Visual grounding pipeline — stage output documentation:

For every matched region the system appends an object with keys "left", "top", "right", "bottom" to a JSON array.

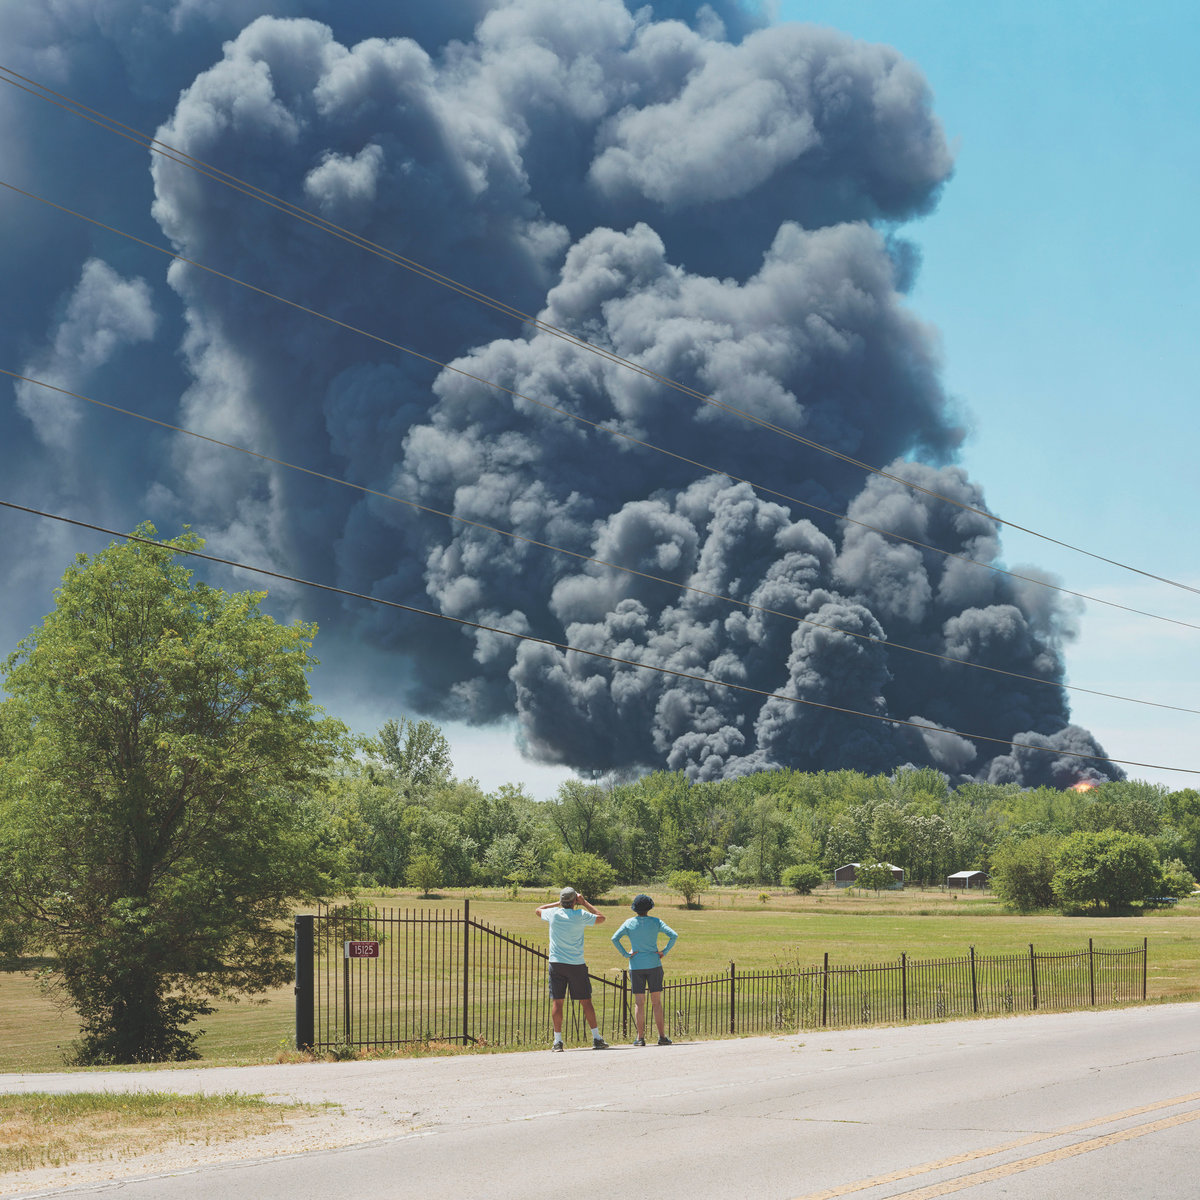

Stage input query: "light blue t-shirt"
[
  {"left": 612, "top": 914, "right": 678, "bottom": 970},
  {"left": 541, "top": 905, "right": 597, "bottom": 964}
]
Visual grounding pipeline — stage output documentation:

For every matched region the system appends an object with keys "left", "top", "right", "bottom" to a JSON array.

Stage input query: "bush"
[
  {"left": 549, "top": 850, "right": 617, "bottom": 901},
  {"left": 854, "top": 862, "right": 897, "bottom": 893},
  {"left": 406, "top": 853, "right": 442, "bottom": 897},
  {"left": 781, "top": 863, "right": 825, "bottom": 894},
  {"left": 667, "top": 870, "right": 709, "bottom": 907},
  {"left": 1159, "top": 858, "right": 1196, "bottom": 899},
  {"left": 990, "top": 834, "right": 1060, "bottom": 912}
]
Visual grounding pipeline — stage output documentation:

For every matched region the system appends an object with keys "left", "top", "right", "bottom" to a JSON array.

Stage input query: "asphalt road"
[{"left": 4, "top": 1003, "right": 1198, "bottom": 1199}]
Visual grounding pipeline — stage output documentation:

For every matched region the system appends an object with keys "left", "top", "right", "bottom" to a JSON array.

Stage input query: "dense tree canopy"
[
  {"left": 989, "top": 834, "right": 1061, "bottom": 912},
  {"left": 1052, "top": 829, "right": 1162, "bottom": 912},
  {"left": 318, "top": 737, "right": 1198, "bottom": 918},
  {"left": 0, "top": 527, "right": 347, "bottom": 1062}
]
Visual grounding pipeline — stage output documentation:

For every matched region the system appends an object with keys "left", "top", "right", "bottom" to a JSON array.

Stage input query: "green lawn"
[{"left": 3, "top": 885, "right": 1196, "bottom": 1073}]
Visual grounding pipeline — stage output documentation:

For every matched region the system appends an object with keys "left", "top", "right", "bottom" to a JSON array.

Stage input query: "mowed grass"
[
  {"left": 0, "top": 1091, "right": 320, "bottom": 1175},
  {"left": 3, "top": 885, "right": 1197, "bottom": 1074}
]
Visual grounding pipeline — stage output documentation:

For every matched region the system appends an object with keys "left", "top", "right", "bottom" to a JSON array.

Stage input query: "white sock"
[
  {"left": 591, "top": 1027, "right": 601, "bottom": 1040},
  {"left": 553, "top": 1032, "right": 563, "bottom": 1045}
]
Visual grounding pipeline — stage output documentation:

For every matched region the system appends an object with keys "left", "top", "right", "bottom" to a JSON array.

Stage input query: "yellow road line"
[
  {"left": 890, "top": 1108, "right": 1200, "bottom": 1199},
  {"left": 790, "top": 1091, "right": 1200, "bottom": 1200}
]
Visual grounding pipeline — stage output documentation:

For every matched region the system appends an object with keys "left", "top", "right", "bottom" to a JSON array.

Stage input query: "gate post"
[
  {"left": 1088, "top": 938, "right": 1095, "bottom": 1006},
  {"left": 294, "top": 915, "right": 314, "bottom": 1051},
  {"left": 901, "top": 952, "right": 907, "bottom": 1021},
  {"left": 1029, "top": 944, "right": 1038, "bottom": 1010},
  {"left": 821, "top": 952, "right": 829, "bottom": 1028},
  {"left": 729, "top": 962, "right": 737, "bottom": 1035},
  {"left": 621, "top": 969, "right": 629, "bottom": 1040},
  {"left": 970, "top": 945, "right": 978, "bottom": 1014},
  {"left": 462, "top": 899, "right": 471, "bottom": 1046}
]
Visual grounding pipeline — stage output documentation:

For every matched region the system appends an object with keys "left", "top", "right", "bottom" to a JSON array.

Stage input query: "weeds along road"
[{"left": 4, "top": 1003, "right": 1199, "bottom": 1199}]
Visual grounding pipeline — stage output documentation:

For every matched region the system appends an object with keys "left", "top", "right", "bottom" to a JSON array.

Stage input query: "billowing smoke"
[{"left": 0, "top": 0, "right": 1120, "bottom": 787}]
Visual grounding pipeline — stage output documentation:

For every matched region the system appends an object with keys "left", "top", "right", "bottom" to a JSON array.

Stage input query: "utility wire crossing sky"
[{"left": 0, "top": 0, "right": 1195, "bottom": 793}]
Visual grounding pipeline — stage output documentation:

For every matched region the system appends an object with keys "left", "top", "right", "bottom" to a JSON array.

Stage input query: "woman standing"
[{"left": 611, "top": 893, "right": 677, "bottom": 1046}]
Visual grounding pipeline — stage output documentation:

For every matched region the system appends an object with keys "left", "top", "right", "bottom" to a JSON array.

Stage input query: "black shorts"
[
  {"left": 630, "top": 966, "right": 664, "bottom": 996},
  {"left": 548, "top": 961, "right": 592, "bottom": 1000}
]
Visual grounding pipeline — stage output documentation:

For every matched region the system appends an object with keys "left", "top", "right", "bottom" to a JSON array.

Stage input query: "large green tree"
[
  {"left": 377, "top": 716, "right": 453, "bottom": 792},
  {"left": 989, "top": 833, "right": 1061, "bottom": 911},
  {"left": 0, "top": 526, "right": 347, "bottom": 1063},
  {"left": 1052, "top": 829, "right": 1161, "bottom": 912}
]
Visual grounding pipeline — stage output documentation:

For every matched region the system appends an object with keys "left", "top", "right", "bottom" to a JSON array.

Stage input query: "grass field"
[{"left": 3, "top": 884, "right": 1197, "bottom": 1074}]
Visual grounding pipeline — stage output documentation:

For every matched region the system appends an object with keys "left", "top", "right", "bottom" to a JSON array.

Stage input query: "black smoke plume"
[{"left": 0, "top": 0, "right": 1120, "bottom": 787}]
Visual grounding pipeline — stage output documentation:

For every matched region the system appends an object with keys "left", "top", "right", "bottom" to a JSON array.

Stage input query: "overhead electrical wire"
[
  {"left": 2, "top": 63, "right": 1198, "bottom": 601},
  {"left": 3, "top": 497, "right": 1196, "bottom": 777},
  {"left": 2, "top": 176, "right": 1195, "bottom": 647},
  {"left": 3, "top": 66, "right": 1193, "bottom": 787},
  {"left": 9, "top": 367, "right": 1197, "bottom": 720}
]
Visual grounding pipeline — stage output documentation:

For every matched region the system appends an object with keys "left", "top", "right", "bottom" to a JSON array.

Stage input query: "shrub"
[
  {"left": 781, "top": 863, "right": 825, "bottom": 894},
  {"left": 549, "top": 850, "right": 617, "bottom": 901},
  {"left": 406, "top": 853, "right": 442, "bottom": 898},
  {"left": 667, "top": 870, "right": 709, "bottom": 907},
  {"left": 854, "top": 862, "right": 897, "bottom": 893},
  {"left": 1158, "top": 858, "right": 1196, "bottom": 899},
  {"left": 990, "top": 834, "right": 1060, "bottom": 912}
]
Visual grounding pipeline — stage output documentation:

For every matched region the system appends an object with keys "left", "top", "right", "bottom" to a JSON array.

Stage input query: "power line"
[
  {"left": 2, "top": 175, "right": 1196, "bottom": 643},
  {"left": 2, "top": 62, "right": 1198, "bottom": 601},
  {"left": 3, "top": 497, "right": 1194, "bottom": 777},
  {"left": 11, "top": 366, "right": 1197, "bottom": 718}
]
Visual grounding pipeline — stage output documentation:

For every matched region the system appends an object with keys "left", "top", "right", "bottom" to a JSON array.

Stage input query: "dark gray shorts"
[
  {"left": 548, "top": 961, "right": 592, "bottom": 1000},
  {"left": 631, "top": 966, "right": 664, "bottom": 995}
]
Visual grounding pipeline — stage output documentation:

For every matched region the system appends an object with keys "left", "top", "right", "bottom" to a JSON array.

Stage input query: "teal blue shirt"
[
  {"left": 612, "top": 915, "right": 678, "bottom": 969},
  {"left": 541, "top": 905, "right": 596, "bottom": 964}
]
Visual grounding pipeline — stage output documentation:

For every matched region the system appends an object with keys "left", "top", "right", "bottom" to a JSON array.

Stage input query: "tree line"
[
  {"left": 326, "top": 731, "right": 1200, "bottom": 913},
  {"left": 2, "top": 528, "right": 1196, "bottom": 1065}
]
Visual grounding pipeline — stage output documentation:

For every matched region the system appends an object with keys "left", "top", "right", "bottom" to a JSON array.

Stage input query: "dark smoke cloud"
[{"left": 0, "top": 0, "right": 1121, "bottom": 788}]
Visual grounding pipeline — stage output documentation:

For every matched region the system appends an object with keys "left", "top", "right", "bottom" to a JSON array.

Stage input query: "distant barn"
[
  {"left": 947, "top": 870, "right": 988, "bottom": 890},
  {"left": 834, "top": 863, "right": 904, "bottom": 889}
]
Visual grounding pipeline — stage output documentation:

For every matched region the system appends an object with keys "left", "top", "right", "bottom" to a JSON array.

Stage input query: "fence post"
[
  {"left": 462, "top": 899, "right": 471, "bottom": 1046},
  {"left": 1088, "top": 938, "right": 1095, "bottom": 1006},
  {"left": 821, "top": 952, "right": 829, "bottom": 1028},
  {"left": 621, "top": 970, "right": 629, "bottom": 1040},
  {"left": 344, "top": 949, "right": 351, "bottom": 1043},
  {"left": 294, "top": 915, "right": 314, "bottom": 1051},
  {"left": 901, "top": 953, "right": 907, "bottom": 1021},
  {"left": 970, "top": 945, "right": 978, "bottom": 1014},
  {"left": 1029, "top": 944, "right": 1038, "bottom": 1010},
  {"left": 1143, "top": 937, "right": 1148, "bottom": 1000},
  {"left": 729, "top": 962, "right": 737, "bottom": 1035}
]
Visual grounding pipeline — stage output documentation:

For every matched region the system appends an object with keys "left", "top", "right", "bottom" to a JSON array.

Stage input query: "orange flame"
[{"left": 1068, "top": 780, "right": 1097, "bottom": 793}]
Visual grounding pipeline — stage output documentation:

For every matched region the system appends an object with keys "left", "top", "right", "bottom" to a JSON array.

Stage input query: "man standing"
[
  {"left": 536, "top": 887, "right": 608, "bottom": 1051},
  {"left": 611, "top": 893, "right": 677, "bottom": 1046}
]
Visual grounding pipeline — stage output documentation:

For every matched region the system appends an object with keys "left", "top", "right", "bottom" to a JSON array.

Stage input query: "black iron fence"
[{"left": 294, "top": 903, "right": 1147, "bottom": 1051}]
